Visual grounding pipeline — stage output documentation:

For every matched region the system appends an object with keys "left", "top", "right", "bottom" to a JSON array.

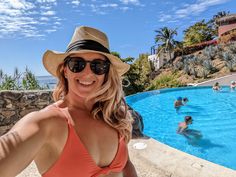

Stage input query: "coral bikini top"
[{"left": 42, "top": 104, "right": 128, "bottom": 177}]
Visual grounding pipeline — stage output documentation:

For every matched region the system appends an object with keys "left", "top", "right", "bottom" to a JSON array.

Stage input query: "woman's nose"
[{"left": 81, "top": 63, "right": 93, "bottom": 74}]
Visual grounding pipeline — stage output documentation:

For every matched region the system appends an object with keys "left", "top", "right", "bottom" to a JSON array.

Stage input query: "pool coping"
[{"left": 129, "top": 138, "right": 236, "bottom": 177}]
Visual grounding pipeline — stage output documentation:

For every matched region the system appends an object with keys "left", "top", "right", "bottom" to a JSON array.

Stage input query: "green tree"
[
  {"left": 123, "top": 54, "right": 151, "bottom": 95},
  {"left": 183, "top": 20, "right": 215, "bottom": 46},
  {"left": 0, "top": 69, "right": 3, "bottom": 85},
  {"left": 155, "top": 27, "right": 178, "bottom": 61},
  {"left": 111, "top": 51, "right": 135, "bottom": 63},
  {"left": 111, "top": 51, "right": 121, "bottom": 58},
  {"left": 121, "top": 56, "right": 135, "bottom": 63}
]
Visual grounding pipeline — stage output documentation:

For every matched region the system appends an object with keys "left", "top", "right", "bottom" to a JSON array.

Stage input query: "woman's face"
[{"left": 64, "top": 52, "right": 107, "bottom": 99}]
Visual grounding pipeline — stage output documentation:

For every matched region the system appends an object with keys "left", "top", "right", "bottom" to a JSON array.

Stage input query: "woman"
[{"left": 0, "top": 26, "right": 137, "bottom": 177}]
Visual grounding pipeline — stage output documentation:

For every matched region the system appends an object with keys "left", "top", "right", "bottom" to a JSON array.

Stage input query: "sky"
[{"left": 0, "top": 0, "right": 236, "bottom": 76}]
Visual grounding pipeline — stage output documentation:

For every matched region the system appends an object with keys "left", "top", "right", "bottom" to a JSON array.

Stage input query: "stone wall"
[
  {"left": 0, "top": 90, "right": 144, "bottom": 138},
  {"left": 0, "top": 90, "right": 53, "bottom": 135}
]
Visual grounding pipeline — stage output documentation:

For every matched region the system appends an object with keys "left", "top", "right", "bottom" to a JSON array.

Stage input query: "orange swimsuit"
[{"left": 42, "top": 105, "right": 128, "bottom": 177}]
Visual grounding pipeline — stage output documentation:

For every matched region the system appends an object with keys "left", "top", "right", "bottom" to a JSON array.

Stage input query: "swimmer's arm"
[
  {"left": 177, "top": 124, "right": 185, "bottom": 133},
  {"left": 0, "top": 111, "right": 50, "bottom": 177},
  {"left": 176, "top": 127, "right": 181, "bottom": 133},
  {"left": 123, "top": 156, "right": 138, "bottom": 177}
]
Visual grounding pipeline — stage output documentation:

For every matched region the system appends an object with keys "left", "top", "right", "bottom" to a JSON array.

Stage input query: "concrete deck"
[
  {"left": 128, "top": 138, "right": 236, "bottom": 177},
  {"left": 196, "top": 73, "right": 236, "bottom": 86},
  {"left": 16, "top": 138, "right": 236, "bottom": 177}
]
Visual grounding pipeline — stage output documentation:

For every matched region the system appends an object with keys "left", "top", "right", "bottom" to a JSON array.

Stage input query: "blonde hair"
[{"left": 53, "top": 62, "right": 133, "bottom": 143}]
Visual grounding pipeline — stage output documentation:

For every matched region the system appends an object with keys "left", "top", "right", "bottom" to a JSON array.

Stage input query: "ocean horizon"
[{"left": 36, "top": 75, "right": 57, "bottom": 89}]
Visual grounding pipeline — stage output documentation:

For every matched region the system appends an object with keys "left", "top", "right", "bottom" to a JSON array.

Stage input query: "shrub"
[
  {"left": 22, "top": 68, "right": 41, "bottom": 90},
  {"left": 0, "top": 68, "right": 43, "bottom": 90},
  {"left": 203, "top": 46, "right": 217, "bottom": 60},
  {"left": 147, "top": 73, "right": 184, "bottom": 90},
  {"left": 0, "top": 75, "right": 18, "bottom": 90},
  {"left": 198, "top": 67, "right": 209, "bottom": 78},
  {"left": 202, "top": 59, "right": 217, "bottom": 73}
]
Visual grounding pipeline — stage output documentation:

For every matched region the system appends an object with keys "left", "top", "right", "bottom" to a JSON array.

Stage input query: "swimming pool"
[{"left": 126, "top": 86, "right": 236, "bottom": 170}]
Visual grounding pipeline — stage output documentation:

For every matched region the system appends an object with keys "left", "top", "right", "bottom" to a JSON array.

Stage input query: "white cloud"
[
  {"left": 71, "top": 0, "right": 80, "bottom": 6},
  {"left": 0, "top": 0, "right": 35, "bottom": 16},
  {"left": 4, "top": 0, "right": 35, "bottom": 9},
  {"left": 45, "top": 29, "right": 57, "bottom": 33},
  {"left": 0, "top": 0, "right": 60, "bottom": 38},
  {"left": 54, "top": 21, "right": 61, "bottom": 25},
  {"left": 120, "top": 0, "right": 140, "bottom": 5},
  {"left": 176, "top": 0, "right": 230, "bottom": 18},
  {"left": 36, "top": 0, "right": 56, "bottom": 3},
  {"left": 40, "top": 5, "right": 52, "bottom": 10},
  {"left": 40, "top": 17, "right": 49, "bottom": 21},
  {"left": 100, "top": 3, "right": 118, "bottom": 8},
  {"left": 158, "top": 14, "right": 172, "bottom": 22},
  {"left": 0, "top": 15, "right": 42, "bottom": 38},
  {"left": 41, "top": 10, "right": 56, "bottom": 15},
  {"left": 120, "top": 6, "right": 130, "bottom": 11},
  {"left": 89, "top": 4, "right": 107, "bottom": 15}
]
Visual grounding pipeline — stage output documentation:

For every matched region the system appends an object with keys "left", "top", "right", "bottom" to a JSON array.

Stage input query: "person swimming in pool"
[
  {"left": 177, "top": 116, "right": 202, "bottom": 140},
  {"left": 212, "top": 82, "right": 221, "bottom": 91},
  {"left": 174, "top": 97, "right": 184, "bottom": 108},
  {"left": 182, "top": 97, "right": 189, "bottom": 105},
  {"left": 230, "top": 81, "right": 236, "bottom": 91},
  {"left": 177, "top": 116, "right": 193, "bottom": 133}
]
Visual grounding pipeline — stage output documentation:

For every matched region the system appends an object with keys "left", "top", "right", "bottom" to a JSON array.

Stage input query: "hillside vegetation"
[{"left": 123, "top": 41, "right": 236, "bottom": 96}]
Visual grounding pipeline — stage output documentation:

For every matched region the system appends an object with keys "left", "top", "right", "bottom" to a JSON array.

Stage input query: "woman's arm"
[
  {"left": 123, "top": 157, "right": 138, "bottom": 177},
  {"left": 0, "top": 111, "right": 51, "bottom": 177}
]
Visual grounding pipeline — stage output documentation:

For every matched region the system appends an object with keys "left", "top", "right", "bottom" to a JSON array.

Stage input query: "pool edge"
[{"left": 128, "top": 138, "right": 236, "bottom": 177}]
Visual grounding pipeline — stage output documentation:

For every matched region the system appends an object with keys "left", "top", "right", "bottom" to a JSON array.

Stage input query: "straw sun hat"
[{"left": 43, "top": 26, "right": 130, "bottom": 77}]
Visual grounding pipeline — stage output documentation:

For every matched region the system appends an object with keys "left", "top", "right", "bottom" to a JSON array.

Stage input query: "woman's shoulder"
[
  {"left": 38, "top": 103, "right": 68, "bottom": 127},
  {"left": 11, "top": 103, "right": 67, "bottom": 136}
]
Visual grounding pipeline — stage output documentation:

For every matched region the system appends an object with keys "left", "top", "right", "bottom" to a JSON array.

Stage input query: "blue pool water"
[{"left": 126, "top": 86, "right": 236, "bottom": 170}]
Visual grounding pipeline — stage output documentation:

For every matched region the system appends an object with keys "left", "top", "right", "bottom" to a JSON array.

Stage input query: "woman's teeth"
[{"left": 78, "top": 80, "right": 93, "bottom": 85}]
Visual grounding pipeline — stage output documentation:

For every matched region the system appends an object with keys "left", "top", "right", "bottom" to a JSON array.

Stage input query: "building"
[
  {"left": 148, "top": 50, "right": 174, "bottom": 71},
  {"left": 216, "top": 14, "right": 236, "bottom": 37}
]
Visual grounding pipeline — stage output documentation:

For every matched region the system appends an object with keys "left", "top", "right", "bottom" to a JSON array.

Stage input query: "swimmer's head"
[
  {"left": 177, "top": 97, "right": 182, "bottom": 101},
  {"left": 185, "top": 116, "right": 193, "bottom": 124}
]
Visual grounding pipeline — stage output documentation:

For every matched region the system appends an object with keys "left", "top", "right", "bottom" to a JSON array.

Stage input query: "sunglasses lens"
[
  {"left": 67, "top": 57, "right": 85, "bottom": 73},
  {"left": 66, "top": 57, "right": 110, "bottom": 75},
  {"left": 90, "top": 59, "right": 110, "bottom": 75}
]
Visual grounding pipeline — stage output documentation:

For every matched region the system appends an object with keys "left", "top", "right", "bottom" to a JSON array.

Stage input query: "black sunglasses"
[{"left": 65, "top": 56, "right": 110, "bottom": 75}]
